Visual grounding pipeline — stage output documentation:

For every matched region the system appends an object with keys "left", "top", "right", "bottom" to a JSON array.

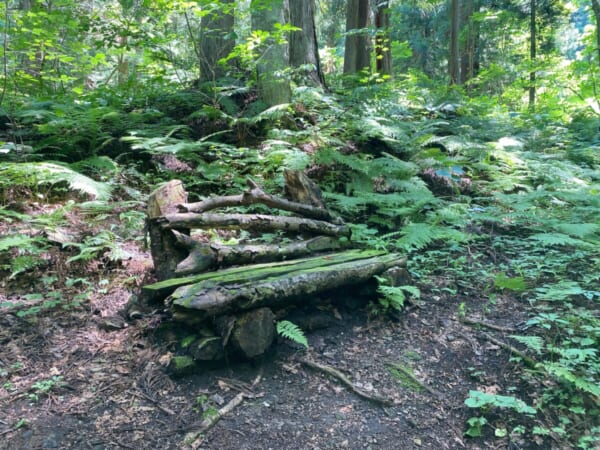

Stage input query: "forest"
[{"left": 0, "top": 0, "right": 599, "bottom": 448}]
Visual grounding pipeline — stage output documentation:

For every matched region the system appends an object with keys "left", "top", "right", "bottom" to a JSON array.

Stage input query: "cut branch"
[
  {"left": 172, "top": 230, "right": 346, "bottom": 275},
  {"left": 179, "top": 178, "right": 341, "bottom": 223},
  {"left": 163, "top": 212, "right": 350, "bottom": 237}
]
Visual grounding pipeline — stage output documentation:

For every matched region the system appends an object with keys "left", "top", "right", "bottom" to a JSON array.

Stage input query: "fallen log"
[
  {"left": 170, "top": 252, "right": 406, "bottom": 322},
  {"left": 144, "top": 249, "right": 391, "bottom": 301},
  {"left": 172, "top": 230, "right": 346, "bottom": 275},
  {"left": 162, "top": 212, "right": 350, "bottom": 237},
  {"left": 179, "top": 178, "right": 340, "bottom": 223}
]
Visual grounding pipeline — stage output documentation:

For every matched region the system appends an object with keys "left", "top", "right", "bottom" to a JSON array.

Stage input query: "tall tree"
[
  {"left": 374, "top": 0, "right": 392, "bottom": 77},
  {"left": 459, "top": 0, "right": 479, "bottom": 84},
  {"left": 343, "top": 0, "right": 370, "bottom": 74},
  {"left": 529, "top": 0, "right": 536, "bottom": 110},
  {"left": 252, "top": 0, "right": 291, "bottom": 106},
  {"left": 199, "top": 0, "right": 235, "bottom": 83},
  {"left": 289, "top": 0, "right": 326, "bottom": 88},
  {"left": 449, "top": 0, "right": 460, "bottom": 84},
  {"left": 592, "top": 0, "right": 600, "bottom": 64}
]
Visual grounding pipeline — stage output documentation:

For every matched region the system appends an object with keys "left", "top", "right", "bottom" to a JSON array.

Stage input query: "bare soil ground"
[{"left": 0, "top": 238, "right": 551, "bottom": 450}]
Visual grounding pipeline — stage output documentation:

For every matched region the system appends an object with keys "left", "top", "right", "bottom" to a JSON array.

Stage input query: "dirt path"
[{"left": 0, "top": 244, "right": 540, "bottom": 450}]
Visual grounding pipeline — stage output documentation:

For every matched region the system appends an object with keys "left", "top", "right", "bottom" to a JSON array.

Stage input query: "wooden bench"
[{"left": 141, "top": 171, "right": 406, "bottom": 365}]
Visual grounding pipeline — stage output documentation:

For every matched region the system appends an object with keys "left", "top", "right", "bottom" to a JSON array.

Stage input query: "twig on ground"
[
  {"left": 297, "top": 357, "right": 393, "bottom": 406},
  {"left": 128, "top": 389, "right": 175, "bottom": 416},
  {"left": 462, "top": 317, "right": 517, "bottom": 333},
  {"left": 183, "top": 371, "right": 263, "bottom": 449},
  {"left": 479, "top": 333, "right": 537, "bottom": 368}
]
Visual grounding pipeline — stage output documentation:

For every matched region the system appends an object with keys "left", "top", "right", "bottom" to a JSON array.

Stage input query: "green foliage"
[
  {"left": 0, "top": 162, "right": 112, "bottom": 202},
  {"left": 0, "top": 234, "right": 48, "bottom": 279},
  {"left": 374, "top": 276, "right": 420, "bottom": 313},
  {"left": 465, "top": 390, "right": 536, "bottom": 415},
  {"left": 276, "top": 320, "right": 308, "bottom": 349}
]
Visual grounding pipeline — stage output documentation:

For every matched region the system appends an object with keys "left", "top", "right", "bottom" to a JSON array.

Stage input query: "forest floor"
[{"left": 0, "top": 221, "right": 551, "bottom": 450}]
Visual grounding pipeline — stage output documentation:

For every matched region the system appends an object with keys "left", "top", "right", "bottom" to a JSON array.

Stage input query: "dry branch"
[
  {"left": 462, "top": 317, "right": 517, "bottom": 333},
  {"left": 172, "top": 230, "right": 346, "bottom": 275},
  {"left": 179, "top": 178, "right": 340, "bottom": 223},
  {"left": 297, "top": 357, "right": 393, "bottom": 406},
  {"left": 183, "top": 373, "right": 263, "bottom": 449},
  {"left": 162, "top": 212, "right": 350, "bottom": 237}
]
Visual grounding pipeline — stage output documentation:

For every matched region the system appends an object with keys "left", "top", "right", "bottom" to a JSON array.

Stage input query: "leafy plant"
[
  {"left": 276, "top": 320, "right": 308, "bottom": 349},
  {"left": 465, "top": 390, "right": 536, "bottom": 415},
  {"left": 374, "top": 276, "right": 420, "bottom": 313}
]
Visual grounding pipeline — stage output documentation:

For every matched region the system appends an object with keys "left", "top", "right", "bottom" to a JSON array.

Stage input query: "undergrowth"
[{"left": 1, "top": 82, "right": 598, "bottom": 448}]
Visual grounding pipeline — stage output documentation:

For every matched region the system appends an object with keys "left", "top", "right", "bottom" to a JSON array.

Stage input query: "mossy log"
[
  {"left": 143, "top": 249, "right": 390, "bottom": 302},
  {"left": 161, "top": 212, "right": 350, "bottom": 237},
  {"left": 168, "top": 251, "right": 406, "bottom": 323},
  {"left": 179, "top": 178, "right": 340, "bottom": 223},
  {"left": 171, "top": 230, "right": 346, "bottom": 275}
]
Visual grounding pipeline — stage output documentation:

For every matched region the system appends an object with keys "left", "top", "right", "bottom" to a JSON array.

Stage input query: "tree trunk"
[
  {"left": 374, "top": 1, "right": 392, "bottom": 77},
  {"left": 459, "top": 0, "right": 478, "bottom": 84},
  {"left": 343, "top": 0, "right": 370, "bottom": 75},
  {"left": 592, "top": 0, "right": 600, "bottom": 65},
  {"left": 199, "top": 0, "right": 235, "bottom": 83},
  {"left": 289, "top": 0, "right": 326, "bottom": 88},
  {"left": 252, "top": 0, "right": 291, "bottom": 106},
  {"left": 529, "top": 0, "right": 536, "bottom": 110},
  {"left": 449, "top": 0, "right": 460, "bottom": 84}
]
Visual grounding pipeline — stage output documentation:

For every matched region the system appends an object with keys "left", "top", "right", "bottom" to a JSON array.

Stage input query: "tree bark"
[
  {"left": 252, "top": 0, "right": 291, "bottom": 106},
  {"left": 162, "top": 212, "right": 350, "bottom": 237},
  {"left": 289, "top": 0, "right": 326, "bottom": 88},
  {"left": 343, "top": 0, "right": 371, "bottom": 75},
  {"left": 199, "top": 0, "right": 235, "bottom": 82},
  {"left": 170, "top": 252, "right": 406, "bottom": 321}
]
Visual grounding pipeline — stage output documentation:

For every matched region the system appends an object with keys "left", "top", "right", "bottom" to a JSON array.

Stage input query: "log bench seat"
[{"left": 141, "top": 171, "right": 406, "bottom": 366}]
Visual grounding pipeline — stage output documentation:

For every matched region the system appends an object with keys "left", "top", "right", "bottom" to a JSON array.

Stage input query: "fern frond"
[
  {"left": 276, "top": 320, "right": 308, "bottom": 348},
  {"left": 541, "top": 363, "right": 600, "bottom": 397},
  {"left": 0, "top": 162, "right": 112, "bottom": 201},
  {"left": 552, "top": 223, "right": 600, "bottom": 238},
  {"left": 510, "top": 335, "right": 544, "bottom": 354},
  {"left": 396, "top": 223, "right": 469, "bottom": 251},
  {"left": 528, "top": 233, "right": 591, "bottom": 248}
]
